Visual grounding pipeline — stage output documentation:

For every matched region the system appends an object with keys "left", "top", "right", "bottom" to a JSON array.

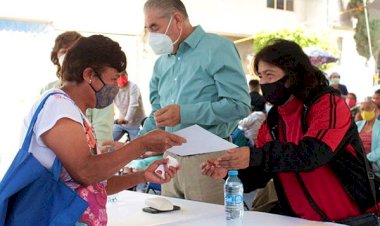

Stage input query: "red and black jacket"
[{"left": 239, "top": 87, "right": 380, "bottom": 221}]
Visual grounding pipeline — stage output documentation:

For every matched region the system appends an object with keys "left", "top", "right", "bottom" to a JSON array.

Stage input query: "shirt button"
[
  {"left": 171, "top": 99, "right": 174, "bottom": 102},
  {"left": 174, "top": 78, "right": 177, "bottom": 81},
  {"left": 177, "top": 57, "right": 181, "bottom": 61}
]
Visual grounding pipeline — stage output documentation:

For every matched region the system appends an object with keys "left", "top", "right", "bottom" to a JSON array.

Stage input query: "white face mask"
[
  {"left": 58, "top": 54, "right": 66, "bottom": 66},
  {"left": 148, "top": 16, "right": 182, "bottom": 55}
]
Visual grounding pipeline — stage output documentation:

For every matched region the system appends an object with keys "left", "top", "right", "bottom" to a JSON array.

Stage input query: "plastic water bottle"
[{"left": 224, "top": 170, "right": 244, "bottom": 226}]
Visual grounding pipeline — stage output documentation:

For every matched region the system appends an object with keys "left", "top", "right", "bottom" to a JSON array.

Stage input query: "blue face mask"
[{"left": 89, "top": 76, "right": 119, "bottom": 109}]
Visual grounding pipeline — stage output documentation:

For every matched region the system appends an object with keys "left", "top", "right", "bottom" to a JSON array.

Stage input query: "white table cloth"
[{"left": 107, "top": 190, "right": 346, "bottom": 226}]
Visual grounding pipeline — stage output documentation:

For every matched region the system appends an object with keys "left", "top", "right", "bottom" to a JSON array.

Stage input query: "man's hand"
[
  {"left": 214, "top": 147, "right": 250, "bottom": 170},
  {"left": 154, "top": 104, "right": 180, "bottom": 127}
]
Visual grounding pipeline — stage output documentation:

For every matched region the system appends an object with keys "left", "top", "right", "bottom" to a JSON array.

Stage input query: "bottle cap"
[{"left": 228, "top": 170, "right": 238, "bottom": 176}]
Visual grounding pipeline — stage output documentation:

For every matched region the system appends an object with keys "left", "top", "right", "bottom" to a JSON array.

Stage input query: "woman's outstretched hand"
[
  {"left": 200, "top": 159, "right": 228, "bottom": 180},
  {"left": 214, "top": 147, "right": 250, "bottom": 170}
]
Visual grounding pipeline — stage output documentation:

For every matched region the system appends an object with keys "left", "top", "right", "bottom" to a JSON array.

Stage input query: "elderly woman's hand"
[
  {"left": 214, "top": 147, "right": 250, "bottom": 170},
  {"left": 143, "top": 158, "right": 180, "bottom": 184},
  {"left": 136, "top": 130, "right": 186, "bottom": 153}
]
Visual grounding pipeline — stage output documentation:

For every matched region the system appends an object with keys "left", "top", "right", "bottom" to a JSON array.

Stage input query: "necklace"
[{"left": 363, "top": 125, "right": 373, "bottom": 133}]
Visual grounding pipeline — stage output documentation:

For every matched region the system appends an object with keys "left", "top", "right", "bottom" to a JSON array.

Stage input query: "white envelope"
[{"left": 167, "top": 125, "right": 237, "bottom": 156}]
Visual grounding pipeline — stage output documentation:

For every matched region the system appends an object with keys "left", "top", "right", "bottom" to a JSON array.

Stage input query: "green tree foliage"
[
  {"left": 354, "top": 18, "right": 380, "bottom": 59},
  {"left": 253, "top": 29, "right": 333, "bottom": 53},
  {"left": 252, "top": 29, "right": 336, "bottom": 70},
  {"left": 347, "top": 0, "right": 364, "bottom": 19},
  {"left": 347, "top": 0, "right": 380, "bottom": 59}
]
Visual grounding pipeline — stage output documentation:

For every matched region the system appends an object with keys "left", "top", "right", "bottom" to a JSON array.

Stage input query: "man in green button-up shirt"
[{"left": 141, "top": 0, "right": 251, "bottom": 204}]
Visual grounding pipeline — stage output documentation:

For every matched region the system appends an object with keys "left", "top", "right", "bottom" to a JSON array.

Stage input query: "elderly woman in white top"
[{"left": 16, "top": 35, "right": 185, "bottom": 225}]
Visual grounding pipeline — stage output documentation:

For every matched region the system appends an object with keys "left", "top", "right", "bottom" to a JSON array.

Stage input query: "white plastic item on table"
[{"left": 154, "top": 156, "right": 179, "bottom": 179}]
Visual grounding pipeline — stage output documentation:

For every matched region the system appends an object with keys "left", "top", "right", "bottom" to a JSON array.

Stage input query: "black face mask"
[{"left": 260, "top": 75, "right": 291, "bottom": 106}]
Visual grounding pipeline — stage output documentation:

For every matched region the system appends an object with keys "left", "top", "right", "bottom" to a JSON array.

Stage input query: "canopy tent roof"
[
  {"left": 0, "top": 18, "right": 52, "bottom": 33},
  {"left": 0, "top": 0, "right": 146, "bottom": 35},
  {"left": 0, "top": 0, "right": 339, "bottom": 37}
]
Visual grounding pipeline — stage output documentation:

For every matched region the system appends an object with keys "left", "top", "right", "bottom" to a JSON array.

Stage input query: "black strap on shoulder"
[{"left": 301, "top": 86, "right": 340, "bottom": 133}]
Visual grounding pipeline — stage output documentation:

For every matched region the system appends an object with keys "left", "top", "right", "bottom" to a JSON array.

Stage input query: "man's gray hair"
[{"left": 144, "top": 0, "right": 188, "bottom": 19}]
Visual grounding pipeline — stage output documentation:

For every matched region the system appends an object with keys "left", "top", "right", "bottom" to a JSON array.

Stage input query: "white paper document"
[{"left": 166, "top": 125, "right": 238, "bottom": 156}]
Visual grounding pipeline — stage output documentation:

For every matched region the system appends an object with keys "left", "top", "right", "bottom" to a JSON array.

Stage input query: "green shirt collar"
[{"left": 182, "top": 25, "right": 205, "bottom": 50}]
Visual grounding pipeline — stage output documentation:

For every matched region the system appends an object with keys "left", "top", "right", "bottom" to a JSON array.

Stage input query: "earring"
[{"left": 89, "top": 79, "right": 92, "bottom": 83}]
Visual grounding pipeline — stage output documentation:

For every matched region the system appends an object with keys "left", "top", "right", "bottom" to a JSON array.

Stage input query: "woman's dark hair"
[
  {"left": 50, "top": 31, "right": 82, "bottom": 80},
  {"left": 253, "top": 39, "right": 329, "bottom": 102},
  {"left": 61, "top": 35, "right": 126, "bottom": 83},
  {"left": 347, "top": 92, "right": 357, "bottom": 100}
]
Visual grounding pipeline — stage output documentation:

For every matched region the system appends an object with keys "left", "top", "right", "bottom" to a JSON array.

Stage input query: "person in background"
[
  {"left": 235, "top": 79, "right": 266, "bottom": 146},
  {"left": 141, "top": 0, "right": 250, "bottom": 204},
  {"left": 18, "top": 35, "right": 186, "bottom": 225},
  {"left": 345, "top": 92, "right": 360, "bottom": 121},
  {"left": 372, "top": 89, "right": 380, "bottom": 115},
  {"left": 356, "top": 98, "right": 380, "bottom": 176},
  {"left": 248, "top": 79, "right": 266, "bottom": 112},
  {"left": 40, "top": 31, "right": 82, "bottom": 92},
  {"left": 41, "top": 31, "right": 114, "bottom": 148},
  {"left": 201, "top": 39, "right": 380, "bottom": 223},
  {"left": 237, "top": 111, "right": 265, "bottom": 145},
  {"left": 113, "top": 71, "right": 160, "bottom": 192},
  {"left": 113, "top": 70, "right": 146, "bottom": 141},
  {"left": 329, "top": 72, "right": 348, "bottom": 97},
  {"left": 238, "top": 94, "right": 266, "bottom": 145}
]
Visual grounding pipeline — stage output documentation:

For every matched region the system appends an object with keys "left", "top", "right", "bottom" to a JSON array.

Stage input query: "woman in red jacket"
[{"left": 201, "top": 39, "right": 380, "bottom": 224}]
